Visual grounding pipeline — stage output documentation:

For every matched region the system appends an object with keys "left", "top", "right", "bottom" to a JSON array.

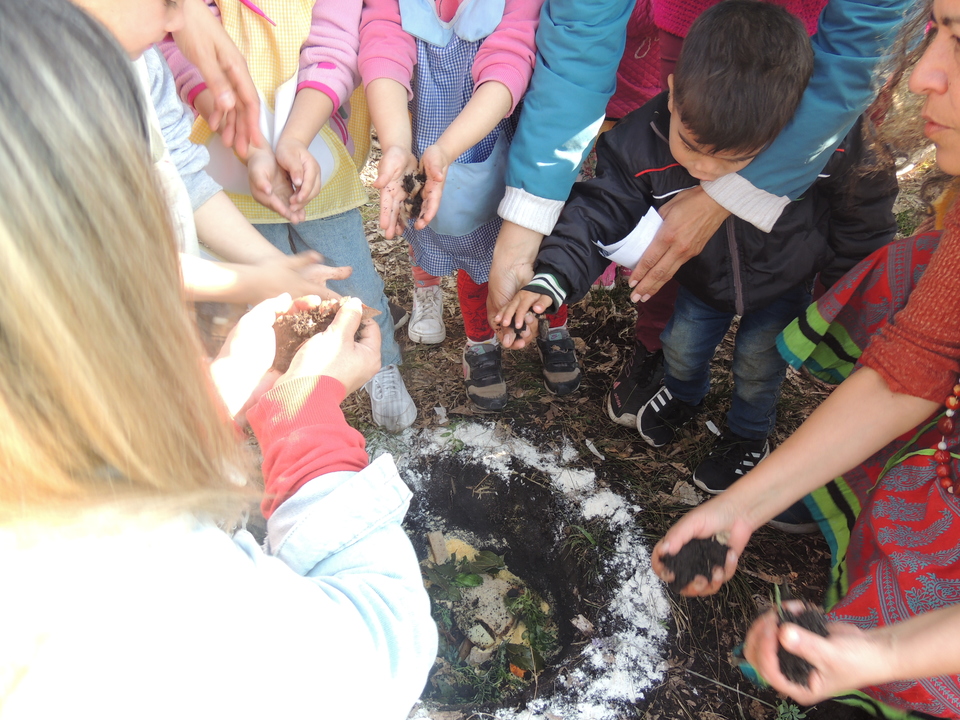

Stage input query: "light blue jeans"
[
  {"left": 255, "top": 209, "right": 401, "bottom": 368},
  {"left": 661, "top": 284, "right": 810, "bottom": 440}
]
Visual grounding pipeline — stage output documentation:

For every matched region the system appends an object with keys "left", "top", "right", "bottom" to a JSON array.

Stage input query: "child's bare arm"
[
  {"left": 366, "top": 77, "right": 418, "bottom": 238},
  {"left": 416, "top": 80, "right": 512, "bottom": 229}
]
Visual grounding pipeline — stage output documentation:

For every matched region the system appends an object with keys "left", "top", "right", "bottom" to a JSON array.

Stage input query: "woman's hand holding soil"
[
  {"left": 652, "top": 496, "right": 753, "bottom": 595},
  {"left": 744, "top": 606, "right": 896, "bottom": 705},
  {"left": 277, "top": 296, "right": 382, "bottom": 395}
]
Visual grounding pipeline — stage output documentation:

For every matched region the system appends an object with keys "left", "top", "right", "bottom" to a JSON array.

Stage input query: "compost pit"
[{"left": 369, "top": 421, "right": 670, "bottom": 720}]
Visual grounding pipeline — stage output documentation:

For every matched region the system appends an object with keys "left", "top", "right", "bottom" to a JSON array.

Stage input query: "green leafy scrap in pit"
[
  {"left": 506, "top": 588, "right": 559, "bottom": 662},
  {"left": 422, "top": 551, "right": 507, "bottom": 602}
]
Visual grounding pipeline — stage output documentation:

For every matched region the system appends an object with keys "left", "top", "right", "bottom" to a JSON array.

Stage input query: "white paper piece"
[{"left": 596, "top": 207, "right": 663, "bottom": 270}]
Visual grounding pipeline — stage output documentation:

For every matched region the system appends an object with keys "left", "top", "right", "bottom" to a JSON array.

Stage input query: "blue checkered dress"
[{"left": 405, "top": 26, "right": 518, "bottom": 283}]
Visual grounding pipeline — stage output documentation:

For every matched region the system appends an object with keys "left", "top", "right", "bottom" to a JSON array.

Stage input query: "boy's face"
[
  {"left": 666, "top": 76, "right": 761, "bottom": 182},
  {"left": 74, "top": 0, "right": 185, "bottom": 59}
]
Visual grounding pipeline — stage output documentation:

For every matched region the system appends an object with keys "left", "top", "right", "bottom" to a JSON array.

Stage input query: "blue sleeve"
[
  {"left": 738, "top": 0, "right": 911, "bottom": 200},
  {"left": 261, "top": 453, "right": 438, "bottom": 720},
  {"left": 504, "top": 0, "right": 633, "bottom": 202}
]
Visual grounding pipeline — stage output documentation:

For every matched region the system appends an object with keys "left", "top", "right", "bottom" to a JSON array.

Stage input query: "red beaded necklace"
[{"left": 935, "top": 381, "right": 960, "bottom": 493}]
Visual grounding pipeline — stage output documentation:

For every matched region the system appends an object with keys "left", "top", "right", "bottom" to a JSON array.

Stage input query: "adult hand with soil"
[
  {"left": 277, "top": 296, "right": 382, "bottom": 395},
  {"left": 651, "top": 495, "right": 753, "bottom": 596},
  {"left": 628, "top": 186, "right": 730, "bottom": 303},
  {"left": 489, "top": 221, "right": 542, "bottom": 349},
  {"left": 210, "top": 293, "right": 293, "bottom": 423},
  {"left": 172, "top": 0, "right": 262, "bottom": 158},
  {"left": 744, "top": 604, "right": 894, "bottom": 705}
]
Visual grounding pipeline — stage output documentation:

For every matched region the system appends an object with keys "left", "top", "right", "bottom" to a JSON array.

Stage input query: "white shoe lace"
[
  {"left": 365, "top": 365, "right": 416, "bottom": 432},
  {"left": 411, "top": 285, "right": 444, "bottom": 332}
]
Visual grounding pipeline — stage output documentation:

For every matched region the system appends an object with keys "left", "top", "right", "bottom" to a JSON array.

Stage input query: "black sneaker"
[
  {"left": 637, "top": 386, "right": 702, "bottom": 448},
  {"left": 537, "top": 323, "right": 582, "bottom": 395},
  {"left": 463, "top": 342, "right": 508, "bottom": 411},
  {"left": 768, "top": 500, "right": 819, "bottom": 535},
  {"left": 606, "top": 343, "right": 665, "bottom": 427},
  {"left": 389, "top": 301, "right": 409, "bottom": 332},
  {"left": 693, "top": 431, "right": 770, "bottom": 494}
]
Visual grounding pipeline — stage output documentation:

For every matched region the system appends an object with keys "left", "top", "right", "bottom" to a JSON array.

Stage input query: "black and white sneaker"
[
  {"left": 463, "top": 341, "right": 508, "bottom": 411},
  {"left": 637, "top": 386, "right": 702, "bottom": 448},
  {"left": 537, "top": 323, "right": 582, "bottom": 395},
  {"left": 693, "top": 431, "right": 770, "bottom": 494},
  {"left": 606, "top": 342, "right": 664, "bottom": 427}
]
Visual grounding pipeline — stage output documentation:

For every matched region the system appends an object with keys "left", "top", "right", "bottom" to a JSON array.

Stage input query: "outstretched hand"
[
  {"left": 488, "top": 222, "right": 543, "bottom": 349},
  {"left": 415, "top": 143, "right": 452, "bottom": 229},
  {"left": 374, "top": 145, "right": 419, "bottom": 239},
  {"left": 247, "top": 147, "right": 305, "bottom": 224},
  {"left": 497, "top": 290, "right": 551, "bottom": 344},
  {"left": 744, "top": 604, "right": 887, "bottom": 705},
  {"left": 275, "top": 137, "right": 322, "bottom": 213},
  {"left": 628, "top": 186, "right": 730, "bottom": 302},
  {"left": 251, "top": 252, "right": 351, "bottom": 303},
  {"left": 278, "top": 296, "right": 382, "bottom": 395},
  {"left": 651, "top": 496, "right": 752, "bottom": 596}
]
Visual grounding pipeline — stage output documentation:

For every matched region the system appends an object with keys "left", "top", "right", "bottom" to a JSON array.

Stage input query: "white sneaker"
[
  {"left": 364, "top": 364, "right": 417, "bottom": 433},
  {"left": 408, "top": 285, "right": 446, "bottom": 344}
]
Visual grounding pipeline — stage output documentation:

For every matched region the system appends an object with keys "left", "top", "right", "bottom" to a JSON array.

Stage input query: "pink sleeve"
[
  {"left": 247, "top": 376, "right": 369, "bottom": 520},
  {"left": 473, "top": 0, "right": 543, "bottom": 115},
  {"left": 358, "top": 0, "right": 417, "bottom": 99},
  {"left": 297, "top": 0, "right": 362, "bottom": 111},
  {"left": 158, "top": 0, "right": 222, "bottom": 108}
]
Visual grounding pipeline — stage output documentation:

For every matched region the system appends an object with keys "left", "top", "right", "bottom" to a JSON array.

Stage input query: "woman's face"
[
  {"left": 910, "top": 0, "right": 960, "bottom": 175},
  {"left": 76, "top": 0, "right": 185, "bottom": 59}
]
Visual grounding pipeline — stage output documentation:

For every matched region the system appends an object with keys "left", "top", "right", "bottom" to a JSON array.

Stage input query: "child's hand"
[
  {"left": 275, "top": 136, "right": 322, "bottom": 213},
  {"left": 415, "top": 143, "right": 452, "bottom": 230},
  {"left": 247, "top": 146, "right": 305, "bottom": 224},
  {"left": 495, "top": 290, "right": 550, "bottom": 349},
  {"left": 248, "top": 252, "right": 351, "bottom": 303},
  {"left": 373, "top": 145, "right": 418, "bottom": 239}
]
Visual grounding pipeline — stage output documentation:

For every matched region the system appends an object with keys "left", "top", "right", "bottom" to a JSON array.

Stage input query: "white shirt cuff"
[
  {"left": 498, "top": 187, "right": 565, "bottom": 236},
  {"left": 702, "top": 174, "right": 790, "bottom": 233}
]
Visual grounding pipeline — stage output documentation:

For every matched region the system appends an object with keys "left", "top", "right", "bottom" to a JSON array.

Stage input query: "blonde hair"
[{"left": 0, "top": 0, "right": 254, "bottom": 525}]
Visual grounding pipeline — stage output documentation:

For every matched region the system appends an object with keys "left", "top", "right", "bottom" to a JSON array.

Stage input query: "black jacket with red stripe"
[{"left": 532, "top": 92, "right": 898, "bottom": 316}]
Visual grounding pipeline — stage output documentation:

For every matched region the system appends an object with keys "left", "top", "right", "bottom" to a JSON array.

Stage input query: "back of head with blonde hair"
[{"left": 0, "top": 0, "right": 253, "bottom": 525}]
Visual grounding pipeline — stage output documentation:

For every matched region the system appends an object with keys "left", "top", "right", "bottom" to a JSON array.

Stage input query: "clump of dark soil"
[
  {"left": 660, "top": 537, "right": 729, "bottom": 593},
  {"left": 778, "top": 602, "right": 830, "bottom": 687},
  {"left": 401, "top": 171, "right": 427, "bottom": 223},
  {"left": 272, "top": 297, "right": 378, "bottom": 372}
]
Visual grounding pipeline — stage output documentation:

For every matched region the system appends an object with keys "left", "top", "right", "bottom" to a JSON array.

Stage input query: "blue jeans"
[
  {"left": 660, "top": 285, "right": 810, "bottom": 440},
  {"left": 255, "top": 209, "right": 401, "bottom": 368}
]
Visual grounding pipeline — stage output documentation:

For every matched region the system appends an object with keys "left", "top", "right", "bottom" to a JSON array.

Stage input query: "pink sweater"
[
  {"left": 161, "top": 0, "right": 361, "bottom": 112},
  {"left": 358, "top": 0, "right": 542, "bottom": 115}
]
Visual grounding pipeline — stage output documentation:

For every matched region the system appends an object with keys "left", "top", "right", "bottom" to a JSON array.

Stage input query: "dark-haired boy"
[{"left": 500, "top": 0, "right": 897, "bottom": 525}]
